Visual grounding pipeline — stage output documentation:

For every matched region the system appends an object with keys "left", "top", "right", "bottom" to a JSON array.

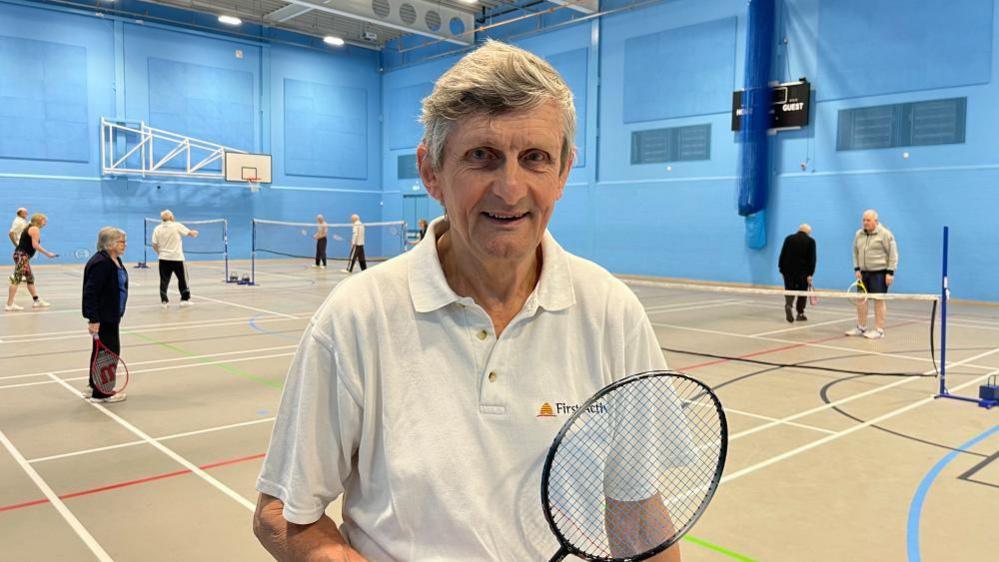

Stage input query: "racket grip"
[
  {"left": 92, "top": 333, "right": 100, "bottom": 341},
  {"left": 548, "top": 548, "right": 569, "bottom": 562}
]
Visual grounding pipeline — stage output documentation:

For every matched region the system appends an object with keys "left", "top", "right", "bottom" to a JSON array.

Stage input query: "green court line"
[
  {"left": 123, "top": 329, "right": 283, "bottom": 389},
  {"left": 684, "top": 534, "right": 757, "bottom": 561}
]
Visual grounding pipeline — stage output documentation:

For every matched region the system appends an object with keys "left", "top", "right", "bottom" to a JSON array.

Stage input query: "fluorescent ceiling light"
[
  {"left": 218, "top": 15, "right": 242, "bottom": 26},
  {"left": 323, "top": 36, "right": 345, "bottom": 47}
]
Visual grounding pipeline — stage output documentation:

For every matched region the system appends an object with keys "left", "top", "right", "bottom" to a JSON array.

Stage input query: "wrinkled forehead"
[{"left": 447, "top": 104, "right": 564, "bottom": 151}]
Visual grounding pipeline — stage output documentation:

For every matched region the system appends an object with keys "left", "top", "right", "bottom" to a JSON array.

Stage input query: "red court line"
[
  {"left": 678, "top": 320, "right": 921, "bottom": 371},
  {"left": 0, "top": 453, "right": 265, "bottom": 514}
]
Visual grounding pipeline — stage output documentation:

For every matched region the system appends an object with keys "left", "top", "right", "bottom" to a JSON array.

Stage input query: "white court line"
[
  {"left": 46, "top": 374, "right": 256, "bottom": 511},
  {"left": 0, "top": 302, "right": 168, "bottom": 318},
  {"left": 1, "top": 344, "right": 299, "bottom": 381},
  {"left": 0, "top": 313, "right": 310, "bottom": 344},
  {"left": 724, "top": 407, "right": 836, "bottom": 435},
  {"left": 192, "top": 294, "right": 298, "bottom": 319},
  {"left": 0, "top": 352, "right": 296, "bottom": 390},
  {"left": 642, "top": 298, "right": 742, "bottom": 313},
  {"left": 28, "top": 417, "right": 276, "bottom": 464},
  {"left": 721, "top": 366, "right": 999, "bottom": 485},
  {"left": 728, "top": 346, "right": 999, "bottom": 442},
  {"left": 0, "top": 428, "right": 113, "bottom": 561},
  {"left": 653, "top": 321, "right": 995, "bottom": 372},
  {"left": 645, "top": 299, "right": 745, "bottom": 315},
  {"left": 753, "top": 316, "right": 855, "bottom": 337}
]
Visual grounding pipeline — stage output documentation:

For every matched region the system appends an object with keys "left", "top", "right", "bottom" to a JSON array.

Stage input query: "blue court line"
[
  {"left": 249, "top": 314, "right": 302, "bottom": 341},
  {"left": 906, "top": 424, "right": 999, "bottom": 562}
]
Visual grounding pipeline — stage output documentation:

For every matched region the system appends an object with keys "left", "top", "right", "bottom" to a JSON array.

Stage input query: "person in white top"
[
  {"left": 253, "top": 41, "right": 676, "bottom": 562},
  {"left": 150, "top": 209, "right": 198, "bottom": 308},
  {"left": 344, "top": 214, "right": 366, "bottom": 273},
  {"left": 313, "top": 215, "right": 328, "bottom": 269},
  {"left": 8, "top": 207, "right": 28, "bottom": 247}
]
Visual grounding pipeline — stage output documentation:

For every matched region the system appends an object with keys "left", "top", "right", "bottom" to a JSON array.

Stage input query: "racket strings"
[
  {"left": 93, "top": 349, "right": 121, "bottom": 394},
  {"left": 546, "top": 376, "right": 724, "bottom": 559}
]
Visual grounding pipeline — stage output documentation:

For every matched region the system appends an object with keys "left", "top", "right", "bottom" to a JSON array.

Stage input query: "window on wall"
[
  {"left": 631, "top": 124, "right": 711, "bottom": 165},
  {"left": 397, "top": 154, "right": 419, "bottom": 179},
  {"left": 836, "top": 97, "right": 966, "bottom": 151}
]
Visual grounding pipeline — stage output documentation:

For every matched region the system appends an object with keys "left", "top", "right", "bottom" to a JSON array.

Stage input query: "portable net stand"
[
  {"left": 249, "top": 218, "right": 407, "bottom": 286},
  {"left": 934, "top": 226, "right": 997, "bottom": 409},
  {"left": 138, "top": 218, "right": 231, "bottom": 283}
]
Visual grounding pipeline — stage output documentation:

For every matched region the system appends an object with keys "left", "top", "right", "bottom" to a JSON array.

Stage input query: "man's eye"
[
  {"left": 524, "top": 151, "right": 550, "bottom": 162},
  {"left": 469, "top": 148, "right": 492, "bottom": 161}
]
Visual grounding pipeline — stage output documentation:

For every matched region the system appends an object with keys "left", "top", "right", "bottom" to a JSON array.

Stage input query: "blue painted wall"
[
  {"left": 0, "top": 1, "right": 384, "bottom": 264},
  {"left": 380, "top": 0, "right": 999, "bottom": 301}
]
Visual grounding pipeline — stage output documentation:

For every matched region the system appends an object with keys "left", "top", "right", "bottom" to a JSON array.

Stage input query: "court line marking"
[
  {"left": 191, "top": 294, "right": 298, "bottom": 319},
  {"left": 720, "top": 366, "right": 999, "bottom": 485},
  {"left": 0, "top": 427, "right": 113, "bottom": 561},
  {"left": 723, "top": 407, "right": 836, "bottom": 435},
  {"left": 653, "top": 321, "right": 994, "bottom": 371},
  {"left": 28, "top": 417, "right": 277, "bottom": 464},
  {"left": 0, "top": 352, "right": 294, "bottom": 390},
  {"left": 753, "top": 316, "right": 855, "bottom": 337},
  {"left": 1, "top": 344, "right": 298, "bottom": 381},
  {"left": 642, "top": 298, "right": 742, "bottom": 313},
  {"left": 726, "top": 346, "right": 999, "bottom": 442},
  {"left": 46, "top": 374, "right": 256, "bottom": 511},
  {"left": 906, "top": 424, "right": 999, "bottom": 562},
  {"left": 0, "top": 313, "right": 311, "bottom": 343}
]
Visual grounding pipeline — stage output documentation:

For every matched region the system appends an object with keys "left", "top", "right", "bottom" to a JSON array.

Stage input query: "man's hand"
[
  {"left": 88, "top": 323, "right": 100, "bottom": 335},
  {"left": 253, "top": 494, "right": 367, "bottom": 562},
  {"left": 855, "top": 271, "right": 862, "bottom": 281},
  {"left": 45, "top": 251, "right": 57, "bottom": 258},
  {"left": 189, "top": 230, "right": 199, "bottom": 238},
  {"left": 886, "top": 274, "right": 893, "bottom": 287},
  {"left": 806, "top": 275, "right": 813, "bottom": 285}
]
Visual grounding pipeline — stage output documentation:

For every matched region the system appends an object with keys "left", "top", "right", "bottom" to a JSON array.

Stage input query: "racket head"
[
  {"left": 541, "top": 371, "right": 728, "bottom": 562},
  {"left": 848, "top": 280, "right": 868, "bottom": 305},
  {"left": 91, "top": 336, "right": 128, "bottom": 395},
  {"left": 808, "top": 284, "right": 818, "bottom": 306}
]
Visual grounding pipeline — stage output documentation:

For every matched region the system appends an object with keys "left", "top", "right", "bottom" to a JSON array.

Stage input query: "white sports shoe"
[
  {"left": 864, "top": 328, "right": 885, "bottom": 340},
  {"left": 844, "top": 326, "right": 867, "bottom": 337},
  {"left": 32, "top": 299, "right": 51, "bottom": 308},
  {"left": 4, "top": 303, "right": 24, "bottom": 312},
  {"left": 179, "top": 301, "right": 193, "bottom": 307}
]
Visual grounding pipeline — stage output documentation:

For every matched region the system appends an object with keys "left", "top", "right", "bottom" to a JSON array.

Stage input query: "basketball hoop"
[{"left": 246, "top": 177, "right": 261, "bottom": 193}]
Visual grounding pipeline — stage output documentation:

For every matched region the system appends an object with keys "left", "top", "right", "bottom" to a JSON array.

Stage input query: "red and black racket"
[{"left": 91, "top": 335, "right": 128, "bottom": 395}]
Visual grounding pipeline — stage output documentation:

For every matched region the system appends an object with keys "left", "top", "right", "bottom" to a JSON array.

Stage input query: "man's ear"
[
  {"left": 417, "top": 144, "right": 444, "bottom": 205},
  {"left": 555, "top": 147, "right": 576, "bottom": 201}
]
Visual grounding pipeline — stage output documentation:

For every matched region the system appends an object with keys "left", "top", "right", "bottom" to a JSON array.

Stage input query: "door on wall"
[{"left": 403, "top": 194, "right": 430, "bottom": 245}]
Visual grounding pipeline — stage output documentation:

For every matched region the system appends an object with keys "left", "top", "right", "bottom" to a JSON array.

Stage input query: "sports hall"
[{"left": 0, "top": 1, "right": 996, "bottom": 560}]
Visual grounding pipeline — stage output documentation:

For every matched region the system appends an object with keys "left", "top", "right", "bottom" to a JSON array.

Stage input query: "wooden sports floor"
[{"left": 1, "top": 258, "right": 996, "bottom": 561}]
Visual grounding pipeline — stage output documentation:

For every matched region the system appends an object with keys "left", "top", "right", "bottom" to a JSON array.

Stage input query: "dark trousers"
[
  {"left": 347, "top": 244, "right": 366, "bottom": 271},
  {"left": 158, "top": 260, "right": 190, "bottom": 303},
  {"left": 782, "top": 274, "right": 808, "bottom": 313},
  {"left": 89, "top": 322, "right": 120, "bottom": 398},
  {"left": 315, "top": 237, "right": 327, "bottom": 266}
]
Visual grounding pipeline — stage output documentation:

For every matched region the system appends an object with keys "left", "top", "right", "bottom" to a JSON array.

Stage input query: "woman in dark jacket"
[{"left": 82, "top": 227, "right": 129, "bottom": 403}]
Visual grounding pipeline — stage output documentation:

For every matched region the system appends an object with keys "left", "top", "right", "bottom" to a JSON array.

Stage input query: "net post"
[
  {"left": 251, "top": 219, "right": 256, "bottom": 286},
  {"left": 939, "top": 226, "right": 949, "bottom": 395},
  {"left": 135, "top": 217, "right": 149, "bottom": 268},
  {"left": 223, "top": 219, "right": 230, "bottom": 283}
]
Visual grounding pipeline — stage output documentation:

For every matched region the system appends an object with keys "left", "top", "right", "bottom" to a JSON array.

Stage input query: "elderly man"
[
  {"left": 778, "top": 224, "right": 816, "bottom": 322},
  {"left": 8, "top": 207, "right": 28, "bottom": 247},
  {"left": 151, "top": 210, "right": 199, "bottom": 308},
  {"left": 344, "top": 214, "right": 366, "bottom": 273},
  {"left": 846, "top": 209, "right": 898, "bottom": 339},
  {"left": 253, "top": 41, "right": 674, "bottom": 561}
]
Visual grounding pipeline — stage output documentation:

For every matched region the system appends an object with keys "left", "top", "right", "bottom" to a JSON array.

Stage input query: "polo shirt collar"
[{"left": 408, "top": 217, "right": 575, "bottom": 313}]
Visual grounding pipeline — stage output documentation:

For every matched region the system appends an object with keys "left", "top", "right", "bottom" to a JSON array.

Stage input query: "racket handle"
[
  {"left": 92, "top": 333, "right": 100, "bottom": 341},
  {"left": 548, "top": 548, "right": 569, "bottom": 562}
]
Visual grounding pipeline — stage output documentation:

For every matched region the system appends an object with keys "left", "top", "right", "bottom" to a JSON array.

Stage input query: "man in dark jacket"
[
  {"left": 82, "top": 227, "right": 129, "bottom": 403},
  {"left": 778, "top": 224, "right": 816, "bottom": 323}
]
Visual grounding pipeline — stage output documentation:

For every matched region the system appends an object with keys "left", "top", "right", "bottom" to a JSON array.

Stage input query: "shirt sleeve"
[
  {"left": 886, "top": 232, "right": 898, "bottom": 273},
  {"left": 255, "top": 319, "right": 363, "bottom": 525},
  {"left": 177, "top": 223, "right": 191, "bottom": 236}
]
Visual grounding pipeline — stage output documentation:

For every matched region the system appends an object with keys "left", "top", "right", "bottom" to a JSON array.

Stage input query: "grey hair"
[
  {"left": 96, "top": 227, "right": 126, "bottom": 252},
  {"left": 160, "top": 209, "right": 174, "bottom": 221},
  {"left": 420, "top": 40, "right": 576, "bottom": 173}
]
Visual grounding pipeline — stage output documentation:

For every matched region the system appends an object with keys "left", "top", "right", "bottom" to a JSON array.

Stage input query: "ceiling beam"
[{"left": 279, "top": 0, "right": 475, "bottom": 45}]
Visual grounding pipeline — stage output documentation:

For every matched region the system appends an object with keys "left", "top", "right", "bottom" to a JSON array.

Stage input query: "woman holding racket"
[
  {"left": 254, "top": 42, "right": 697, "bottom": 562},
  {"left": 82, "top": 227, "right": 129, "bottom": 403},
  {"left": 5, "top": 213, "right": 57, "bottom": 312}
]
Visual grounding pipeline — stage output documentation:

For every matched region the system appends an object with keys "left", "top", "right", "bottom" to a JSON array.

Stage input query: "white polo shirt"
[
  {"left": 9, "top": 216, "right": 28, "bottom": 245},
  {"left": 256, "top": 218, "right": 667, "bottom": 561},
  {"left": 351, "top": 221, "right": 365, "bottom": 246},
  {"left": 151, "top": 221, "right": 191, "bottom": 261}
]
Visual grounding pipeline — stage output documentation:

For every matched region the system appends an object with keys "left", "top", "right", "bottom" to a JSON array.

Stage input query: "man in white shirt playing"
[
  {"left": 8, "top": 207, "right": 28, "bottom": 247},
  {"left": 344, "top": 214, "right": 366, "bottom": 273},
  {"left": 151, "top": 209, "right": 198, "bottom": 308},
  {"left": 253, "top": 41, "right": 677, "bottom": 562}
]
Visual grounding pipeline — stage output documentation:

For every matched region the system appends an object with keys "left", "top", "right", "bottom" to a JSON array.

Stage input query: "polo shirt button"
[
  {"left": 488, "top": 371, "right": 497, "bottom": 382},
  {"left": 477, "top": 330, "right": 488, "bottom": 340}
]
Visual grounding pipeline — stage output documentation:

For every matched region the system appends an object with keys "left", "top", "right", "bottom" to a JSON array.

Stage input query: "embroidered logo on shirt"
[{"left": 537, "top": 401, "right": 607, "bottom": 417}]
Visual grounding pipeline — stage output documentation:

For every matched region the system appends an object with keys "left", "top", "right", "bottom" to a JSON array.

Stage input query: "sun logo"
[{"left": 537, "top": 402, "right": 556, "bottom": 417}]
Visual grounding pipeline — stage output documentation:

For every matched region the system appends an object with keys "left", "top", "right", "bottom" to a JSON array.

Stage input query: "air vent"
[
  {"left": 372, "top": 0, "right": 390, "bottom": 18},
  {"left": 399, "top": 3, "right": 417, "bottom": 24}
]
